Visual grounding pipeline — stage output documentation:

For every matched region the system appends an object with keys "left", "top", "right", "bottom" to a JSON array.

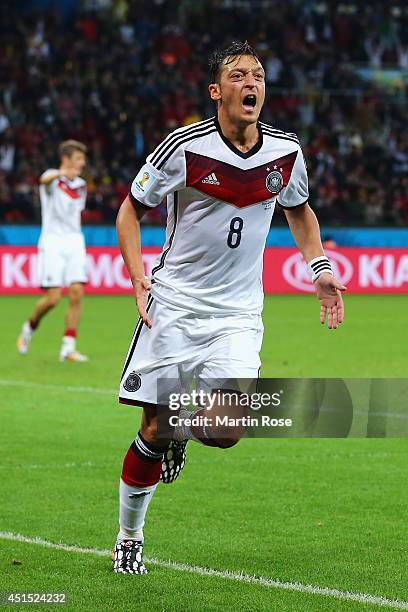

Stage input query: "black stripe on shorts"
[{"left": 120, "top": 295, "right": 154, "bottom": 381}]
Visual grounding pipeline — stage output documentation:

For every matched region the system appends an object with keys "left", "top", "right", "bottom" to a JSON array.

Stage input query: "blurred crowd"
[{"left": 0, "top": 0, "right": 407, "bottom": 226}]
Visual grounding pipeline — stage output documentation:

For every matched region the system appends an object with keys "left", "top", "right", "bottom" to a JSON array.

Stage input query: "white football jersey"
[
  {"left": 130, "top": 117, "right": 308, "bottom": 314},
  {"left": 38, "top": 169, "right": 87, "bottom": 241}
]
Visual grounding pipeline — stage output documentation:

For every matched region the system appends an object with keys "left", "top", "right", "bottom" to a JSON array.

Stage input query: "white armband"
[{"left": 308, "top": 256, "right": 333, "bottom": 282}]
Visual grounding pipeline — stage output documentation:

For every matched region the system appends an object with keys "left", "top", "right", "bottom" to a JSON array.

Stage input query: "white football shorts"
[
  {"left": 38, "top": 233, "right": 87, "bottom": 288},
  {"left": 119, "top": 296, "right": 263, "bottom": 408}
]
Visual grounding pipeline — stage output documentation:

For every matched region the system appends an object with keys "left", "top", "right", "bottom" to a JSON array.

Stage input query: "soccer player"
[
  {"left": 112, "top": 41, "right": 346, "bottom": 573},
  {"left": 17, "top": 140, "right": 89, "bottom": 362}
]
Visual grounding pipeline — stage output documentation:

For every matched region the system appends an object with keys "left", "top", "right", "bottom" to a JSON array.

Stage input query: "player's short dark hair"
[
  {"left": 209, "top": 41, "right": 260, "bottom": 83},
  {"left": 59, "top": 139, "right": 87, "bottom": 159}
]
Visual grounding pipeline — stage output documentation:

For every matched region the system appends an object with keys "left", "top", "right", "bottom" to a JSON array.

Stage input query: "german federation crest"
[
  {"left": 123, "top": 371, "right": 142, "bottom": 393},
  {"left": 266, "top": 170, "right": 283, "bottom": 194}
]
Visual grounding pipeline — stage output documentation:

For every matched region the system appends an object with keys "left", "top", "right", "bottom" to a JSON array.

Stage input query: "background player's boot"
[
  {"left": 17, "top": 321, "right": 34, "bottom": 355},
  {"left": 160, "top": 439, "right": 188, "bottom": 484},
  {"left": 112, "top": 539, "right": 148, "bottom": 574},
  {"left": 59, "top": 336, "right": 89, "bottom": 362}
]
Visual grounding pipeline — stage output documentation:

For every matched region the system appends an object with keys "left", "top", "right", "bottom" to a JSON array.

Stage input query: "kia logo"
[{"left": 283, "top": 249, "right": 353, "bottom": 292}]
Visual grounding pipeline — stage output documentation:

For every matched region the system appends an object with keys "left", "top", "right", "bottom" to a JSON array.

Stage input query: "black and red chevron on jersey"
[
  {"left": 185, "top": 150, "right": 297, "bottom": 208},
  {"left": 130, "top": 117, "right": 308, "bottom": 314}
]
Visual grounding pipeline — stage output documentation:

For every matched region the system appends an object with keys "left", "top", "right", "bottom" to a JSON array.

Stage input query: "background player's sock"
[
  {"left": 60, "top": 332, "right": 89, "bottom": 361},
  {"left": 64, "top": 328, "right": 76, "bottom": 338},
  {"left": 17, "top": 321, "right": 35, "bottom": 355},
  {"left": 117, "top": 432, "right": 166, "bottom": 542},
  {"left": 61, "top": 335, "right": 76, "bottom": 355},
  {"left": 61, "top": 330, "right": 77, "bottom": 353}
]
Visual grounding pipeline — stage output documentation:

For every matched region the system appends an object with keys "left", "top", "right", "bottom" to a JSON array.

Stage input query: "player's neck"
[{"left": 217, "top": 112, "right": 259, "bottom": 153}]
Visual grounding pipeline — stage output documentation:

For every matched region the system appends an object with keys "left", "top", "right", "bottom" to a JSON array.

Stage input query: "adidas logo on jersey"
[{"left": 202, "top": 173, "right": 220, "bottom": 185}]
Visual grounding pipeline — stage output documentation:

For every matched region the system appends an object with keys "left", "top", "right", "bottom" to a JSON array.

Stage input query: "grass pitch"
[{"left": 0, "top": 295, "right": 407, "bottom": 611}]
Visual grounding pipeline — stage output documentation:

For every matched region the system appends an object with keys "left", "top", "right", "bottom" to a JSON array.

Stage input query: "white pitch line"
[
  {"left": 1, "top": 532, "right": 407, "bottom": 610},
  {"left": 0, "top": 379, "right": 117, "bottom": 396},
  {"left": 0, "top": 461, "right": 95, "bottom": 471}
]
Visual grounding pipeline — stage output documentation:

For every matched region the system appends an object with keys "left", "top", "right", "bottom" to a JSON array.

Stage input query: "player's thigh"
[
  {"left": 38, "top": 243, "right": 64, "bottom": 288},
  {"left": 119, "top": 298, "right": 196, "bottom": 407},
  {"left": 65, "top": 240, "right": 87, "bottom": 286},
  {"left": 198, "top": 314, "right": 263, "bottom": 392}
]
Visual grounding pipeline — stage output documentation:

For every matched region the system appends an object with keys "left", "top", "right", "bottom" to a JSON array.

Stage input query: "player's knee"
[{"left": 69, "top": 285, "right": 83, "bottom": 305}]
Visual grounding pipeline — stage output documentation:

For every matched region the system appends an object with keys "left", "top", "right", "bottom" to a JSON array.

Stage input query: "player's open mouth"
[{"left": 242, "top": 94, "right": 257, "bottom": 112}]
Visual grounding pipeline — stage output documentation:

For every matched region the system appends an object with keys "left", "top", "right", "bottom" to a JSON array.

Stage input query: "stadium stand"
[{"left": 0, "top": 0, "right": 407, "bottom": 225}]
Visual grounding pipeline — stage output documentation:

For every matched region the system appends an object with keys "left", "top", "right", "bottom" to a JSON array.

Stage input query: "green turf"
[{"left": 1, "top": 295, "right": 407, "bottom": 611}]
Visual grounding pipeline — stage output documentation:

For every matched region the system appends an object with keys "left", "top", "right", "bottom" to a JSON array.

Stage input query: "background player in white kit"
[
  {"left": 17, "top": 140, "right": 89, "bottom": 362},
  {"left": 112, "top": 42, "right": 346, "bottom": 574}
]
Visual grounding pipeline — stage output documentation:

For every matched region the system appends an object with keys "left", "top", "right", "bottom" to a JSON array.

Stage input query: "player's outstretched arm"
[
  {"left": 116, "top": 195, "right": 152, "bottom": 328},
  {"left": 39, "top": 169, "right": 60, "bottom": 185},
  {"left": 283, "top": 204, "right": 346, "bottom": 329}
]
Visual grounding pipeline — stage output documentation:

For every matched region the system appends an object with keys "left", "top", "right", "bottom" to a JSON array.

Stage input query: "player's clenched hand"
[
  {"left": 314, "top": 272, "right": 346, "bottom": 329},
  {"left": 134, "top": 276, "right": 152, "bottom": 328}
]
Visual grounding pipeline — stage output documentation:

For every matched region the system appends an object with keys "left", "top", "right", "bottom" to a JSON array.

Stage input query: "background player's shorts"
[
  {"left": 38, "top": 233, "right": 87, "bottom": 288},
  {"left": 119, "top": 297, "right": 263, "bottom": 407}
]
